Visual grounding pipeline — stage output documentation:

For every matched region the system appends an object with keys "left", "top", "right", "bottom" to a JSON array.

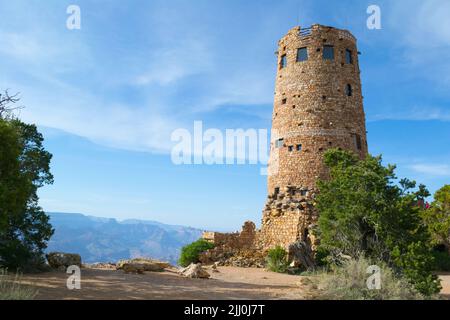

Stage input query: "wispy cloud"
[
  {"left": 410, "top": 164, "right": 450, "bottom": 177},
  {"left": 389, "top": 0, "right": 450, "bottom": 87},
  {"left": 369, "top": 106, "right": 450, "bottom": 122},
  {"left": 0, "top": 1, "right": 278, "bottom": 154}
]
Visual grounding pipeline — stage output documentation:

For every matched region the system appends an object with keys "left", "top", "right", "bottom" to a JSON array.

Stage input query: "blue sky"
[{"left": 0, "top": 0, "right": 449, "bottom": 231}]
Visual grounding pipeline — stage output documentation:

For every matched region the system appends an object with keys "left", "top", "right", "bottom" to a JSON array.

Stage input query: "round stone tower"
[{"left": 259, "top": 24, "right": 368, "bottom": 250}]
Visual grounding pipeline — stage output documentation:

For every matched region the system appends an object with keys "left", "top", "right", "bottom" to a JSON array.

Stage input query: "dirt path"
[
  {"left": 439, "top": 273, "right": 450, "bottom": 299},
  {"left": 20, "top": 267, "right": 308, "bottom": 300},
  {"left": 19, "top": 267, "right": 450, "bottom": 300}
]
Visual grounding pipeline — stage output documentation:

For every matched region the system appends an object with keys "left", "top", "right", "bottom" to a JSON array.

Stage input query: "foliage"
[
  {"left": 315, "top": 149, "right": 441, "bottom": 296},
  {"left": 422, "top": 185, "right": 450, "bottom": 250},
  {"left": 308, "top": 256, "right": 430, "bottom": 300},
  {"left": 266, "top": 246, "right": 289, "bottom": 273},
  {"left": 0, "top": 115, "right": 54, "bottom": 271},
  {"left": 0, "top": 269, "right": 38, "bottom": 300},
  {"left": 178, "top": 239, "right": 214, "bottom": 267}
]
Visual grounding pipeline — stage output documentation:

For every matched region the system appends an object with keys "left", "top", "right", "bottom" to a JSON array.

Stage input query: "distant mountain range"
[{"left": 46, "top": 212, "right": 203, "bottom": 265}]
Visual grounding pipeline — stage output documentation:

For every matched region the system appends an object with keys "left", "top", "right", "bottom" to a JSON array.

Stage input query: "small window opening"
[
  {"left": 346, "top": 84, "right": 353, "bottom": 97},
  {"left": 288, "top": 146, "right": 294, "bottom": 152},
  {"left": 280, "top": 54, "right": 287, "bottom": 69},
  {"left": 323, "top": 45, "right": 334, "bottom": 60},
  {"left": 297, "top": 47, "right": 308, "bottom": 62},
  {"left": 281, "top": 98, "right": 287, "bottom": 104},
  {"left": 345, "top": 49, "right": 353, "bottom": 64},
  {"left": 353, "top": 134, "right": 362, "bottom": 150},
  {"left": 296, "top": 144, "right": 302, "bottom": 151},
  {"left": 275, "top": 138, "right": 284, "bottom": 148}
]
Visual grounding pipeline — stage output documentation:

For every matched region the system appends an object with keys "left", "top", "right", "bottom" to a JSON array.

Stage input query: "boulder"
[
  {"left": 116, "top": 258, "right": 171, "bottom": 273},
  {"left": 179, "top": 263, "right": 210, "bottom": 279},
  {"left": 288, "top": 241, "right": 315, "bottom": 270},
  {"left": 46, "top": 252, "right": 82, "bottom": 269},
  {"left": 211, "top": 262, "right": 220, "bottom": 273}
]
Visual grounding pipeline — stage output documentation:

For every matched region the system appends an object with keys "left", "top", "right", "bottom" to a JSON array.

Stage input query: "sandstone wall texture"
[{"left": 268, "top": 24, "right": 367, "bottom": 194}]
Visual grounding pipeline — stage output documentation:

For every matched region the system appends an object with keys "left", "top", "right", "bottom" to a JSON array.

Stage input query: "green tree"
[
  {"left": 316, "top": 149, "right": 441, "bottom": 296},
  {"left": 423, "top": 185, "right": 450, "bottom": 250},
  {"left": 0, "top": 95, "right": 54, "bottom": 270}
]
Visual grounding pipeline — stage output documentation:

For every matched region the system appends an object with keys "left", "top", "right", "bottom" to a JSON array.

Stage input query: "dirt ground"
[{"left": 19, "top": 267, "right": 450, "bottom": 300}]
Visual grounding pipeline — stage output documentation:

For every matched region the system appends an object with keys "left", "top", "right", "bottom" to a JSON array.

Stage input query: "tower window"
[
  {"left": 345, "top": 49, "right": 353, "bottom": 64},
  {"left": 275, "top": 138, "right": 284, "bottom": 148},
  {"left": 346, "top": 84, "right": 353, "bottom": 96},
  {"left": 280, "top": 54, "right": 287, "bottom": 69},
  {"left": 323, "top": 45, "right": 334, "bottom": 60},
  {"left": 288, "top": 146, "right": 294, "bottom": 152},
  {"left": 297, "top": 47, "right": 308, "bottom": 62},
  {"left": 281, "top": 98, "right": 287, "bottom": 104},
  {"left": 296, "top": 144, "right": 302, "bottom": 151},
  {"left": 274, "top": 187, "right": 280, "bottom": 196},
  {"left": 353, "top": 134, "right": 362, "bottom": 150}
]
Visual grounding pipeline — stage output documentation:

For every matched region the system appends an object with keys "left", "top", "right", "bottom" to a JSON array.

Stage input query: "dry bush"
[
  {"left": 0, "top": 269, "right": 38, "bottom": 300},
  {"left": 304, "top": 256, "right": 438, "bottom": 300}
]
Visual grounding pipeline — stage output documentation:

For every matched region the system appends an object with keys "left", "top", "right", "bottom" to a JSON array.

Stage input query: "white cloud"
[
  {"left": 389, "top": 0, "right": 450, "bottom": 86},
  {"left": 0, "top": 2, "right": 279, "bottom": 155},
  {"left": 369, "top": 106, "right": 450, "bottom": 122},
  {"left": 410, "top": 164, "right": 450, "bottom": 177},
  {"left": 133, "top": 39, "right": 213, "bottom": 86}
]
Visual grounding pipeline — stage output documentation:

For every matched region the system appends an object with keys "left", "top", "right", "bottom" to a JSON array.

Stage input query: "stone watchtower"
[
  {"left": 259, "top": 25, "right": 368, "bottom": 250},
  {"left": 200, "top": 25, "right": 368, "bottom": 267}
]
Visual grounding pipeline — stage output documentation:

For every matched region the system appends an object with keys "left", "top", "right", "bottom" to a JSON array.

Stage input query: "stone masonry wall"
[
  {"left": 258, "top": 186, "right": 319, "bottom": 250},
  {"left": 268, "top": 24, "right": 368, "bottom": 194}
]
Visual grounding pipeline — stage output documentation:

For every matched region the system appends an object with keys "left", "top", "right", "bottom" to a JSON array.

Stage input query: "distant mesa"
[{"left": 46, "top": 212, "right": 203, "bottom": 265}]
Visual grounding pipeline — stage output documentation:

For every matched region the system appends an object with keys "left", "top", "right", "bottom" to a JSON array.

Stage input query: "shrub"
[
  {"left": 178, "top": 239, "right": 214, "bottom": 267},
  {"left": 0, "top": 269, "right": 38, "bottom": 300},
  {"left": 316, "top": 149, "right": 441, "bottom": 296},
  {"left": 308, "top": 256, "right": 433, "bottom": 300},
  {"left": 266, "top": 246, "right": 289, "bottom": 273}
]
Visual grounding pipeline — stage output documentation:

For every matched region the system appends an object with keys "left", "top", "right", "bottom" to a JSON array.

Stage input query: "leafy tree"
[
  {"left": 0, "top": 95, "right": 54, "bottom": 270},
  {"left": 178, "top": 239, "right": 214, "bottom": 267},
  {"left": 422, "top": 185, "right": 450, "bottom": 251},
  {"left": 316, "top": 149, "right": 441, "bottom": 296}
]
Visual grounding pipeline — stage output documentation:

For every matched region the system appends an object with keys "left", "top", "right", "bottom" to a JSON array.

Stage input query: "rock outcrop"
[
  {"left": 179, "top": 263, "right": 210, "bottom": 279},
  {"left": 46, "top": 252, "right": 82, "bottom": 269},
  {"left": 116, "top": 258, "right": 172, "bottom": 274},
  {"left": 288, "top": 240, "right": 315, "bottom": 270}
]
